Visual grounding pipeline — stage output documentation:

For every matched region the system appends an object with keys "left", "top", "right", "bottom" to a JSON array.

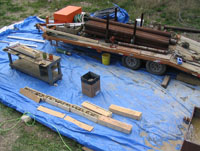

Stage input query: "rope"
[
  {"left": 52, "top": 124, "right": 72, "bottom": 151},
  {"left": 74, "top": 14, "right": 83, "bottom": 23},
  {"left": 0, "top": 112, "right": 72, "bottom": 151},
  {"left": 0, "top": 112, "right": 35, "bottom": 131}
]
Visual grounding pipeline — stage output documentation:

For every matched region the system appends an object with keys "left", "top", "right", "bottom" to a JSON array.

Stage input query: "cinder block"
[
  {"left": 24, "top": 87, "right": 46, "bottom": 101},
  {"left": 45, "top": 97, "right": 58, "bottom": 107},
  {"left": 82, "top": 101, "right": 112, "bottom": 117},
  {"left": 57, "top": 103, "right": 70, "bottom": 112},
  {"left": 97, "top": 115, "right": 132, "bottom": 134},
  {"left": 20, "top": 88, "right": 40, "bottom": 103},
  {"left": 71, "top": 105, "right": 98, "bottom": 123},
  {"left": 109, "top": 104, "right": 142, "bottom": 120}
]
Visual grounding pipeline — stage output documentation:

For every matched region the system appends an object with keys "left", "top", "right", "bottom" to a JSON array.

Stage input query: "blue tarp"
[
  {"left": 90, "top": 4, "right": 129, "bottom": 23},
  {"left": 0, "top": 16, "right": 200, "bottom": 151}
]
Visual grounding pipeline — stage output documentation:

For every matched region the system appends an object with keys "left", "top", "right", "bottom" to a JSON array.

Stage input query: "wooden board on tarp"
[
  {"left": 37, "top": 106, "right": 65, "bottom": 118},
  {"left": 176, "top": 73, "right": 200, "bottom": 86},
  {"left": 81, "top": 101, "right": 112, "bottom": 117},
  {"left": 20, "top": 88, "right": 40, "bottom": 103},
  {"left": 64, "top": 116, "right": 94, "bottom": 132},
  {"left": 161, "top": 75, "right": 171, "bottom": 88},
  {"left": 109, "top": 104, "right": 142, "bottom": 120},
  {"left": 97, "top": 115, "right": 132, "bottom": 134}
]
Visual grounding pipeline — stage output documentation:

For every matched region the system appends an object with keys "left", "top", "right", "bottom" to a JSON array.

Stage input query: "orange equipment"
[{"left": 54, "top": 6, "right": 82, "bottom": 23}]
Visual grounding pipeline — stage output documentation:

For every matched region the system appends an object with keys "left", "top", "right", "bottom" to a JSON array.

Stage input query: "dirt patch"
[
  {"left": 0, "top": 122, "right": 22, "bottom": 151},
  {"left": 180, "top": 96, "right": 188, "bottom": 102},
  {"left": 140, "top": 123, "right": 188, "bottom": 151},
  {"left": 24, "top": 125, "right": 35, "bottom": 133}
]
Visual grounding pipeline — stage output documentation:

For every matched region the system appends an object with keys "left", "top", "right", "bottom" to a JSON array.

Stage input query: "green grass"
[
  {"left": 0, "top": 0, "right": 200, "bottom": 28},
  {"left": 0, "top": 103, "right": 83, "bottom": 151}
]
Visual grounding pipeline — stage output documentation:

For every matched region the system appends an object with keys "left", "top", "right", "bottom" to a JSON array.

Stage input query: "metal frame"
[
  {"left": 181, "top": 107, "right": 200, "bottom": 151},
  {"left": 42, "top": 32, "right": 200, "bottom": 78},
  {"left": 5, "top": 49, "right": 62, "bottom": 85}
]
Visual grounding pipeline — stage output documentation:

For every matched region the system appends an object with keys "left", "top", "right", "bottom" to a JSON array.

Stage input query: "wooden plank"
[
  {"left": 176, "top": 73, "right": 200, "bottom": 86},
  {"left": 109, "top": 104, "right": 142, "bottom": 120},
  {"left": 64, "top": 116, "right": 94, "bottom": 132},
  {"left": 81, "top": 101, "right": 112, "bottom": 117},
  {"left": 20, "top": 88, "right": 40, "bottom": 103},
  {"left": 97, "top": 115, "right": 132, "bottom": 134},
  {"left": 37, "top": 106, "right": 65, "bottom": 118},
  {"left": 161, "top": 75, "right": 170, "bottom": 88},
  {"left": 82, "top": 147, "right": 94, "bottom": 151},
  {"left": 45, "top": 28, "right": 99, "bottom": 44}
]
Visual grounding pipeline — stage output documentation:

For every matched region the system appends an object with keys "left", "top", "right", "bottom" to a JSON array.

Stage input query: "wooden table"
[{"left": 4, "top": 45, "right": 62, "bottom": 85}]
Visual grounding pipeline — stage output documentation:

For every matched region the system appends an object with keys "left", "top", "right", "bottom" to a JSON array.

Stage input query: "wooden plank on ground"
[
  {"left": 37, "top": 106, "right": 65, "bottom": 118},
  {"left": 82, "top": 146, "right": 94, "bottom": 151},
  {"left": 97, "top": 115, "right": 132, "bottom": 134},
  {"left": 64, "top": 116, "right": 94, "bottom": 132},
  {"left": 109, "top": 104, "right": 142, "bottom": 120},
  {"left": 176, "top": 73, "right": 200, "bottom": 86},
  {"left": 20, "top": 88, "right": 40, "bottom": 103},
  {"left": 161, "top": 75, "right": 170, "bottom": 88},
  {"left": 81, "top": 101, "right": 112, "bottom": 117}
]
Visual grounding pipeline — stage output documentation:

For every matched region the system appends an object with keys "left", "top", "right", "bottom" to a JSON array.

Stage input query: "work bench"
[{"left": 3, "top": 45, "right": 62, "bottom": 85}]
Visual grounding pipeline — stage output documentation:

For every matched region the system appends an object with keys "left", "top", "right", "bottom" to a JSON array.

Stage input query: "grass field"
[
  {"left": 0, "top": 0, "right": 200, "bottom": 151},
  {"left": 1, "top": 0, "right": 200, "bottom": 28}
]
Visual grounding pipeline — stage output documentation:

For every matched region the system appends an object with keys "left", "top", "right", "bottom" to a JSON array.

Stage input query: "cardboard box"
[
  {"left": 54, "top": 6, "right": 82, "bottom": 23},
  {"left": 81, "top": 72, "right": 100, "bottom": 97}
]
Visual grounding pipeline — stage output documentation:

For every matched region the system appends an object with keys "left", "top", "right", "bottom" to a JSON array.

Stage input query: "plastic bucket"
[{"left": 102, "top": 53, "right": 110, "bottom": 65}]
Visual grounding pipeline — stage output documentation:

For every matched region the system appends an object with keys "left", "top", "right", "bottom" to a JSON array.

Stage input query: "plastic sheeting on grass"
[
  {"left": 0, "top": 16, "right": 200, "bottom": 151},
  {"left": 90, "top": 4, "right": 129, "bottom": 23}
]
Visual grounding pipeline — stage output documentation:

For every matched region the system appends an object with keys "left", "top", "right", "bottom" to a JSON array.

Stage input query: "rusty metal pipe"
[
  {"left": 133, "top": 20, "right": 137, "bottom": 44},
  {"left": 118, "top": 42, "right": 168, "bottom": 54},
  {"left": 114, "top": 8, "right": 118, "bottom": 21},
  {"left": 164, "top": 25, "right": 200, "bottom": 33},
  {"left": 85, "top": 23, "right": 169, "bottom": 44},
  {"left": 88, "top": 17, "right": 171, "bottom": 37},
  {"left": 105, "top": 14, "right": 110, "bottom": 42},
  {"left": 140, "top": 13, "right": 144, "bottom": 27}
]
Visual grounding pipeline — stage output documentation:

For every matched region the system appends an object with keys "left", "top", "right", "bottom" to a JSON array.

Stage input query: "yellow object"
[{"left": 102, "top": 53, "right": 110, "bottom": 65}]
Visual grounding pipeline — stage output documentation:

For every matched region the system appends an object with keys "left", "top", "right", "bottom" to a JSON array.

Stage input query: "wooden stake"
[{"left": 161, "top": 75, "right": 170, "bottom": 88}]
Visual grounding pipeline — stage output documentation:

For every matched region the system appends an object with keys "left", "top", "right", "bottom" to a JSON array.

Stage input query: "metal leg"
[
  {"left": 105, "top": 14, "right": 110, "bottom": 42},
  {"left": 8, "top": 53, "right": 13, "bottom": 64},
  {"left": 47, "top": 66, "right": 53, "bottom": 85},
  {"left": 57, "top": 62, "right": 61, "bottom": 75}
]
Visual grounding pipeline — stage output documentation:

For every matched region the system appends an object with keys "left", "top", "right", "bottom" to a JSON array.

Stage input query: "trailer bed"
[{"left": 42, "top": 32, "right": 200, "bottom": 78}]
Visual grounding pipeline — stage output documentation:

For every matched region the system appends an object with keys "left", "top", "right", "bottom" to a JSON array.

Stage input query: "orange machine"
[{"left": 54, "top": 6, "right": 82, "bottom": 23}]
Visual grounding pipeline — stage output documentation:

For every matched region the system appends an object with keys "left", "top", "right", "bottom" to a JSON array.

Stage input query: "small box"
[
  {"left": 54, "top": 6, "right": 82, "bottom": 23},
  {"left": 81, "top": 72, "right": 100, "bottom": 97}
]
